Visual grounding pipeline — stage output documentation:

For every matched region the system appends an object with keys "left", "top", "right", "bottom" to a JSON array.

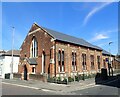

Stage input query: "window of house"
[
  {"left": 72, "top": 52, "right": 77, "bottom": 71},
  {"left": 58, "top": 50, "right": 61, "bottom": 72},
  {"left": 97, "top": 56, "right": 100, "bottom": 69},
  {"left": 82, "top": 53, "right": 87, "bottom": 70},
  {"left": 90, "top": 55, "right": 94, "bottom": 70},
  {"left": 58, "top": 50, "right": 65, "bottom": 72},
  {"left": 30, "top": 37, "right": 38, "bottom": 58}
]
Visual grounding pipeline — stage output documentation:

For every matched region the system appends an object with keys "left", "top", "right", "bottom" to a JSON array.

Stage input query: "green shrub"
[
  {"left": 78, "top": 75, "right": 83, "bottom": 80},
  {"left": 47, "top": 76, "right": 57, "bottom": 83},
  {"left": 75, "top": 76, "right": 79, "bottom": 81},
  {"left": 88, "top": 74, "right": 92, "bottom": 78},
  {"left": 68, "top": 77, "right": 74, "bottom": 82},
  {"left": 57, "top": 77, "right": 61, "bottom": 82},
  {"left": 63, "top": 78, "right": 67, "bottom": 82}
]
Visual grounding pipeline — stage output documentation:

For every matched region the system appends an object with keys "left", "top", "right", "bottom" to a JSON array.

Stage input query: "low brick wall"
[
  {"left": 29, "top": 74, "right": 47, "bottom": 82},
  {"left": 13, "top": 73, "right": 21, "bottom": 79}
]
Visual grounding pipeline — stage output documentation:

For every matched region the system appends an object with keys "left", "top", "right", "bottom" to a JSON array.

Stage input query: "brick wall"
[
  {"left": 19, "top": 24, "right": 54, "bottom": 79},
  {"left": 55, "top": 41, "right": 102, "bottom": 77}
]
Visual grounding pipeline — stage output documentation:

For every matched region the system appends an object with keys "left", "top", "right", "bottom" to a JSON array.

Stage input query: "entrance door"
[{"left": 24, "top": 65, "right": 27, "bottom": 80}]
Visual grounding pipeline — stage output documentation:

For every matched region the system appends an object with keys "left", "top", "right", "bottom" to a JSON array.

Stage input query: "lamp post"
[
  {"left": 10, "top": 27, "right": 15, "bottom": 79},
  {"left": 108, "top": 41, "right": 113, "bottom": 76}
]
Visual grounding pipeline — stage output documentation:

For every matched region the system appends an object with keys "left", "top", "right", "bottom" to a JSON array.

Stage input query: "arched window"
[
  {"left": 82, "top": 53, "right": 87, "bottom": 70},
  {"left": 72, "top": 52, "right": 77, "bottom": 71},
  {"left": 30, "top": 37, "right": 38, "bottom": 57}
]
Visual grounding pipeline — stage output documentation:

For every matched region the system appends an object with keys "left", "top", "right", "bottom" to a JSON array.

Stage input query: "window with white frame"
[
  {"left": 58, "top": 50, "right": 65, "bottom": 72},
  {"left": 30, "top": 37, "right": 38, "bottom": 58},
  {"left": 82, "top": 53, "right": 87, "bottom": 70},
  {"left": 72, "top": 52, "right": 77, "bottom": 71}
]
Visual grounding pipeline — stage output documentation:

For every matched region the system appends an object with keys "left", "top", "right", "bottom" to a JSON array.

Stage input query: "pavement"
[
  {"left": 2, "top": 78, "right": 96, "bottom": 94},
  {"left": 2, "top": 73, "right": 120, "bottom": 94}
]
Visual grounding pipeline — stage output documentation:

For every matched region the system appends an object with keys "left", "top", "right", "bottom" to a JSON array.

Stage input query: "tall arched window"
[{"left": 30, "top": 37, "right": 38, "bottom": 57}]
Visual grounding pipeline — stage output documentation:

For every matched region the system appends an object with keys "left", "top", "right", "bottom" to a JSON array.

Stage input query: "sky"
[{"left": 2, "top": 2, "right": 118, "bottom": 55}]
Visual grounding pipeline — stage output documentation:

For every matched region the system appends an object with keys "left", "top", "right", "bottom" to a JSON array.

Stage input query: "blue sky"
[{"left": 2, "top": 2, "right": 118, "bottom": 55}]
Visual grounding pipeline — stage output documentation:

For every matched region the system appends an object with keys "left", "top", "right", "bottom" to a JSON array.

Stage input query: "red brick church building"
[{"left": 18, "top": 23, "right": 115, "bottom": 80}]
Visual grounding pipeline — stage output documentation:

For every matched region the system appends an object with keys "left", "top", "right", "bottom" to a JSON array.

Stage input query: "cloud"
[
  {"left": 89, "top": 28, "right": 117, "bottom": 43},
  {"left": 90, "top": 33, "right": 109, "bottom": 42},
  {"left": 83, "top": 2, "right": 112, "bottom": 26}
]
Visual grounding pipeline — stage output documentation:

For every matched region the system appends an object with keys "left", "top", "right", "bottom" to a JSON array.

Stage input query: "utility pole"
[
  {"left": 10, "top": 27, "right": 15, "bottom": 79},
  {"left": 108, "top": 41, "right": 113, "bottom": 76}
]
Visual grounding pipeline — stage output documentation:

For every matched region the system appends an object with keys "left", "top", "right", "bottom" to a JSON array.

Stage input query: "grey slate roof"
[
  {"left": 27, "top": 58, "right": 37, "bottom": 65},
  {"left": 102, "top": 49, "right": 111, "bottom": 55},
  {"left": 41, "top": 27, "right": 102, "bottom": 50},
  {"left": 102, "top": 49, "right": 115, "bottom": 56}
]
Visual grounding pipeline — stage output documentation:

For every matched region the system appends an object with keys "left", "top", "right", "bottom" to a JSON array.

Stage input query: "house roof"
[
  {"left": 102, "top": 49, "right": 115, "bottom": 57},
  {"left": 33, "top": 23, "right": 102, "bottom": 50},
  {"left": 26, "top": 58, "right": 37, "bottom": 65},
  {"left": 1, "top": 50, "right": 20, "bottom": 56}
]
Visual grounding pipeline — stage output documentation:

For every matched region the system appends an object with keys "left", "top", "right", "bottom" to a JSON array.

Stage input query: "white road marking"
[
  {"left": 49, "top": 83, "right": 68, "bottom": 87},
  {"left": 42, "top": 89, "right": 52, "bottom": 92},
  {"left": 2, "top": 82, "right": 57, "bottom": 93},
  {"left": 2, "top": 82, "right": 40, "bottom": 90}
]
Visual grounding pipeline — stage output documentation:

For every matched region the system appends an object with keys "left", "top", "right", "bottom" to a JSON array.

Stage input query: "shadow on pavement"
[{"left": 95, "top": 72, "right": 120, "bottom": 88}]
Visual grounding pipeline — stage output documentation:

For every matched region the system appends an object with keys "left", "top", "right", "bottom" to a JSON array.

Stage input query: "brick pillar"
[
  {"left": 67, "top": 44, "right": 71, "bottom": 76},
  {"left": 27, "top": 73, "right": 29, "bottom": 80},
  {"left": 21, "top": 72, "right": 24, "bottom": 80},
  {"left": 21, "top": 65, "right": 24, "bottom": 80},
  {"left": 78, "top": 47, "right": 81, "bottom": 73},
  {"left": 50, "top": 43, "right": 55, "bottom": 77},
  {"left": 55, "top": 46, "right": 58, "bottom": 76},
  {"left": 65, "top": 48, "right": 68, "bottom": 73},
  {"left": 87, "top": 48, "right": 90, "bottom": 73}
]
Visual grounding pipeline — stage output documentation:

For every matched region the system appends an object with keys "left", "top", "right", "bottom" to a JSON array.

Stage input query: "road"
[
  {"left": 71, "top": 78, "right": 120, "bottom": 95},
  {"left": 2, "top": 75, "right": 120, "bottom": 95},
  {"left": 2, "top": 83, "right": 59, "bottom": 95}
]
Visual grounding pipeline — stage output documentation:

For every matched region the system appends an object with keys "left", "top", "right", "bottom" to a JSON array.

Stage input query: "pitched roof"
[
  {"left": 26, "top": 58, "right": 37, "bottom": 65},
  {"left": 1, "top": 50, "right": 20, "bottom": 56},
  {"left": 34, "top": 23, "right": 102, "bottom": 50}
]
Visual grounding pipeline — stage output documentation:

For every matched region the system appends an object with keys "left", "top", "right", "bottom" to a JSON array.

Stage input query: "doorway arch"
[{"left": 24, "top": 65, "right": 27, "bottom": 80}]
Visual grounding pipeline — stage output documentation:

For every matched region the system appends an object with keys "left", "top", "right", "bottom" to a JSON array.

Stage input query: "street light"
[
  {"left": 10, "top": 27, "right": 15, "bottom": 79},
  {"left": 108, "top": 41, "right": 113, "bottom": 76}
]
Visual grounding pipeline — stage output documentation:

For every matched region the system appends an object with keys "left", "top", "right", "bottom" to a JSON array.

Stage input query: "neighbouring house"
[
  {"left": 18, "top": 23, "right": 116, "bottom": 81},
  {"left": 102, "top": 50, "right": 115, "bottom": 69},
  {"left": 114, "top": 55, "right": 120, "bottom": 70},
  {"left": 0, "top": 50, "right": 20, "bottom": 78}
]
